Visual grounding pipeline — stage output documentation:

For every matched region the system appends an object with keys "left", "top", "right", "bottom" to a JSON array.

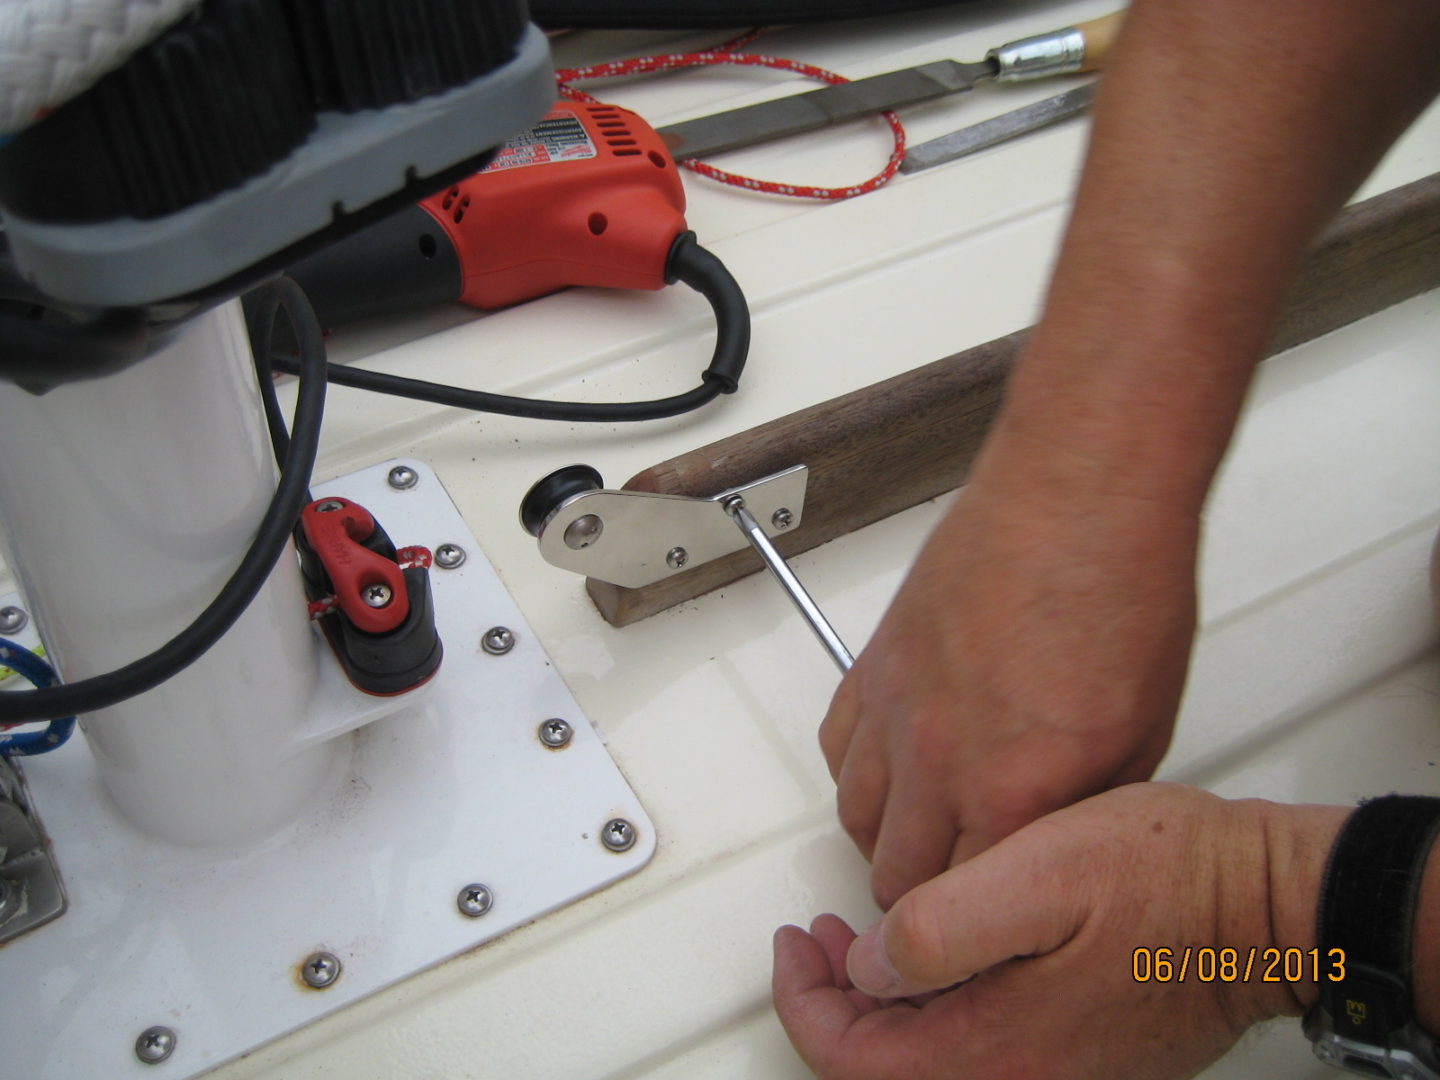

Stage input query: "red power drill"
[{"left": 284, "top": 100, "right": 689, "bottom": 328}]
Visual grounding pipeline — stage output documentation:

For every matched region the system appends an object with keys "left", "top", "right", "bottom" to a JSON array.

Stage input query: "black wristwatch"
[{"left": 1304, "top": 795, "right": 1440, "bottom": 1078}]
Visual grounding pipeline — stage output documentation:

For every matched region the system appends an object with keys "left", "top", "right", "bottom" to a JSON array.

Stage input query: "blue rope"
[{"left": 0, "top": 637, "right": 76, "bottom": 756}]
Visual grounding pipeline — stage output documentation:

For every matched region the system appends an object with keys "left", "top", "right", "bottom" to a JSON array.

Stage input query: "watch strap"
[{"left": 1317, "top": 794, "right": 1440, "bottom": 1043}]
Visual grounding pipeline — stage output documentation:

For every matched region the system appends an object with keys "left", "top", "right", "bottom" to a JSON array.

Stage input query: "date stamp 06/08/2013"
[{"left": 1132, "top": 947, "right": 1347, "bottom": 984}]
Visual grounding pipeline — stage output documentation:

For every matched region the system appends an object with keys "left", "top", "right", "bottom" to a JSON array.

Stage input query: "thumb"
[{"left": 846, "top": 824, "right": 1090, "bottom": 997}]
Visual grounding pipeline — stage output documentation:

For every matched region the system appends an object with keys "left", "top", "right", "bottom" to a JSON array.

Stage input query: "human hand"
[
  {"left": 773, "top": 783, "right": 1345, "bottom": 1080},
  {"left": 820, "top": 435, "right": 1201, "bottom": 908}
]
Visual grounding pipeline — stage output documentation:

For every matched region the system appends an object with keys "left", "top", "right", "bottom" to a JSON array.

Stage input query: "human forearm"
[
  {"left": 816, "top": 0, "right": 1440, "bottom": 916},
  {"left": 986, "top": 0, "right": 1440, "bottom": 512}
]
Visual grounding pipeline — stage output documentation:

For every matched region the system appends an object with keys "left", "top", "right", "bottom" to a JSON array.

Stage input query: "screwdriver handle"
[
  {"left": 988, "top": 9, "right": 1126, "bottom": 81},
  {"left": 1071, "top": 10, "right": 1126, "bottom": 71}
]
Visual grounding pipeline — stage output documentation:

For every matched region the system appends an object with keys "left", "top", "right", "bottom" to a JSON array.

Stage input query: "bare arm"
[
  {"left": 819, "top": 0, "right": 1440, "bottom": 910},
  {"left": 994, "top": 0, "right": 1440, "bottom": 512}
]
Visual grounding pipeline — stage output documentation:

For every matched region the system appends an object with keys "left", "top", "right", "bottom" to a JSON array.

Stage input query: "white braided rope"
[{"left": 0, "top": 0, "right": 206, "bottom": 135}]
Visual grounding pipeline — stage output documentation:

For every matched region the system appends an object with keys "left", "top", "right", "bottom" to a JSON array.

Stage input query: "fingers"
[
  {"left": 808, "top": 914, "right": 860, "bottom": 986},
  {"left": 847, "top": 828, "right": 1089, "bottom": 998},
  {"left": 773, "top": 923, "right": 936, "bottom": 1079},
  {"left": 772, "top": 924, "right": 867, "bottom": 1049},
  {"left": 818, "top": 671, "right": 863, "bottom": 781},
  {"left": 834, "top": 730, "right": 888, "bottom": 862},
  {"left": 869, "top": 787, "right": 957, "bottom": 911},
  {"left": 809, "top": 914, "right": 887, "bottom": 1016}
]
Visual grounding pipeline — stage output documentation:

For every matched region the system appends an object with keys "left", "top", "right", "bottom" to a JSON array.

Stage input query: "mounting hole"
[
  {"left": 520, "top": 464, "right": 604, "bottom": 537},
  {"left": 418, "top": 233, "right": 438, "bottom": 259},
  {"left": 649, "top": 151, "right": 667, "bottom": 169},
  {"left": 588, "top": 212, "right": 608, "bottom": 236}
]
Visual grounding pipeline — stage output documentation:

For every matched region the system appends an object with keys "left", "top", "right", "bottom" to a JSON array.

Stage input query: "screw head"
[
  {"left": 435, "top": 543, "right": 467, "bottom": 569},
  {"left": 538, "top": 718, "right": 574, "bottom": 749},
  {"left": 563, "top": 514, "right": 604, "bottom": 551},
  {"left": 387, "top": 465, "right": 419, "bottom": 491},
  {"left": 665, "top": 547, "right": 689, "bottom": 570},
  {"left": 601, "top": 818, "right": 638, "bottom": 853},
  {"left": 300, "top": 951, "right": 342, "bottom": 989},
  {"left": 0, "top": 606, "right": 28, "bottom": 635},
  {"left": 362, "top": 583, "right": 393, "bottom": 608},
  {"left": 135, "top": 1026, "right": 177, "bottom": 1064},
  {"left": 314, "top": 500, "right": 345, "bottom": 513},
  {"left": 771, "top": 507, "right": 794, "bottom": 530},
  {"left": 482, "top": 626, "right": 515, "bottom": 655},
  {"left": 457, "top": 883, "right": 493, "bottom": 918}
]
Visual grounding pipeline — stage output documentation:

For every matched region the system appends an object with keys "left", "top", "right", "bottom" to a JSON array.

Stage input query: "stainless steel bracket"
[
  {"left": 0, "top": 756, "right": 67, "bottom": 945},
  {"left": 529, "top": 464, "right": 853, "bottom": 673},
  {"left": 535, "top": 465, "right": 811, "bottom": 589}
]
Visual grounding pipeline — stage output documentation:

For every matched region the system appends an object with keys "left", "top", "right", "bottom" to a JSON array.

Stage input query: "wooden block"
[{"left": 588, "top": 172, "right": 1440, "bottom": 626}]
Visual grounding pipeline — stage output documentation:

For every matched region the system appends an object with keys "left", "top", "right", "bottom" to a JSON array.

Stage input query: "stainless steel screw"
[
  {"left": 435, "top": 544, "right": 467, "bottom": 569},
  {"left": 300, "top": 951, "right": 342, "bottom": 989},
  {"left": 362, "top": 583, "right": 393, "bottom": 608},
  {"left": 314, "top": 500, "right": 345, "bottom": 513},
  {"left": 135, "top": 1026, "right": 177, "bottom": 1064},
  {"left": 538, "top": 718, "right": 574, "bottom": 749},
  {"left": 771, "top": 507, "right": 794, "bottom": 530},
  {"left": 457, "top": 883, "right": 493, "bottom": 918},
  {"left": 387, "top": 465, "right": 419, "bottom": 490},
  {"left": 601, "top": 818, "right": 637, "bottom": 853},
  {"left": 482, "top": 627, "right": 515, "bottom": 655},
  {"left": 665, "top": 547, "right": 689, "bottom": 570},
  {"left": 563, "top": 514, "right": 605, "bottom": 550},
  {"left": 0, "top": 606, "right": 27, "bottom": 635}
]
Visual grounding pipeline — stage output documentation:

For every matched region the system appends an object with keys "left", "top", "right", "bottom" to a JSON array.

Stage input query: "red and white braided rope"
[{"left": 554, "top": 30, "right": 906, "bottom": 201}]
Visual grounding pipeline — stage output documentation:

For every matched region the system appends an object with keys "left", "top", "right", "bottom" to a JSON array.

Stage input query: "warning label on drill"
[{"left": 482, "top": 110, "right": 598, "bottom": 172}]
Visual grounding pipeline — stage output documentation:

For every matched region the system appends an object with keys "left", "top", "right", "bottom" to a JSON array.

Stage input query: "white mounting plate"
[{"left": 0, "top": 460, "right": 654, "bottom": 1080}]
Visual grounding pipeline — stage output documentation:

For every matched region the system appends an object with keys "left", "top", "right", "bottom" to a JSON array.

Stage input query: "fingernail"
[{"left": 847, "top": 924, "right": 900, "bottom": 996}]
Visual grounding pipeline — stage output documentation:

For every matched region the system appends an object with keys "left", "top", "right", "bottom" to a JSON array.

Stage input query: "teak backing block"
[{"left": 588, "top": 172, "right": 1440, "bottom": 626}]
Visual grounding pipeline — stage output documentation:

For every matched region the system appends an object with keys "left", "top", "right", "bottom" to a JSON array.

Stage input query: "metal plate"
[
  {"left": 537, "top": 464, "right": 809, "bottom": 588},
  {"left": 0, "top": 459, "right": 654, "bottom": 1080}
]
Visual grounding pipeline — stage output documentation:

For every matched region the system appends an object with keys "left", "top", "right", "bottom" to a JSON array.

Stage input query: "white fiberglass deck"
[{"left": 11, "top": 2, "right": 1440, "bottom": 1077}]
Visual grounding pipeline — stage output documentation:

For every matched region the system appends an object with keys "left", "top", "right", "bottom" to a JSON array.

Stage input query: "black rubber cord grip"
[
  {"left": 666, "top": 231, "right": 749, "bottom": 394},
  {"left": 266, "top": 233, "right": 751, "bottom": 423}
]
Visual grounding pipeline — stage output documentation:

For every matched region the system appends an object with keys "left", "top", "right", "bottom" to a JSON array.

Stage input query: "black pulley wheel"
[{"left": 520, "top": 464, "right": 604, "bottom": 537}]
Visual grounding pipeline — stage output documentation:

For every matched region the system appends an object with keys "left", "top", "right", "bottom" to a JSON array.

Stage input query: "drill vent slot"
[{"left": 586, "top": 106, "right": 640, "bottom": 153}]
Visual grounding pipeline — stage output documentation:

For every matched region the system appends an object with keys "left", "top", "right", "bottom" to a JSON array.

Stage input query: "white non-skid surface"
[
  {"left": 1, "top": 461, "right": 655, "bottom": 1080},
  {"left": 4, "top": 2, "right": 1439, "bottom": 1077}
]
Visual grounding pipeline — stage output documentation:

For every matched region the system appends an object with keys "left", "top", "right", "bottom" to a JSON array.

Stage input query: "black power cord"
[
  {"left": 0, "top": 235, "right": 750, "bottom": 722},
  {"left": 267, "top": 231, "right": 749, "bottom": 421},
  {"left": 0, "top": 278, "right": 327, "bottom": 724}
]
